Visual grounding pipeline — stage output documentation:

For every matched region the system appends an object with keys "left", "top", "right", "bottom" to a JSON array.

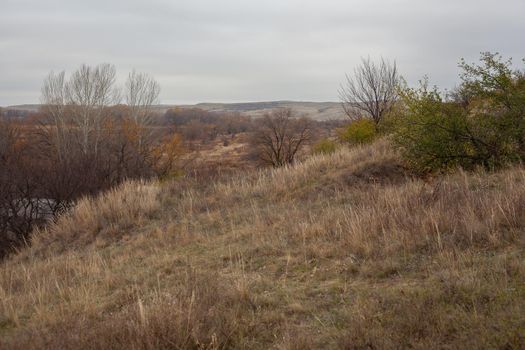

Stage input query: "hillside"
[
  {"left": 2, "top": 104, "right": 41, "bottom": 113},
  {"left": 181, "top": 101, "right": 346, "bottom": 120},
  {"left": 1, "top": 140, "right": 524, "bottom": 349},
  {"left": 5, "top": 101, "right": 346, "bottom": 121}
]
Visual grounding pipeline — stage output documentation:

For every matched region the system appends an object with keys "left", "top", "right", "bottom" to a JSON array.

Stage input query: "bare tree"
[
  {"left": 66, "top": 63, "right": 118, "bottom": 155},
  {"left": 339, "top": 57, "right": 399, "bottom": 128},
  {"left": 253, "top": 109, "right": 311, "bottom": 167},
  {"left": 41, "top": 71, "right": 69, "bottom": 162},
  {"left": 125, "top": 70, "right": 161, "bottom": 126},
  {"left": 0, "top": 65, "right": 180, "bottom": 258},
  {"left": 124, "top": 70, "right": 161, "bottom": 157},
  {"left": 41, "top": 64, "right": 119, "bottom": 157}
]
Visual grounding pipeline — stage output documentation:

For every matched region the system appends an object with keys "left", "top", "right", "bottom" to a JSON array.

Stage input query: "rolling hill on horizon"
[{"left": 4, "top": 101, "right": 347, "bottom": 121}]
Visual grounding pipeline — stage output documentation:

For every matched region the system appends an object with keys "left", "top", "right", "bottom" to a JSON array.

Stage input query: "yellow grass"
[{"left": 1, "top": 139, "right": 524, "bottom": 349}]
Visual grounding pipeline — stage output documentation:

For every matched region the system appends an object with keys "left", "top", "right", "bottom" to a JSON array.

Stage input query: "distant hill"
[
  {"left": 4, "top": 104, "right": 41, "bottom": 112},
  {"left": 5, "top": 101, "right": 347, "bottom": 121},
  {"left": 184, "top": 101, "right": 346, "bottom": 120},
  {"left": 160, "top": 101, "right": 346, "bottom": 120}
]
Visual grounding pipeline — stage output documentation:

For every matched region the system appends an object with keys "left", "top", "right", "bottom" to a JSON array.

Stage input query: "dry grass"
[
  {"left": 28, "top": 181, "right": 162, "bottom": 254},
  {"left": 1, "top": 139, "right": 524, "bottom": 349}
]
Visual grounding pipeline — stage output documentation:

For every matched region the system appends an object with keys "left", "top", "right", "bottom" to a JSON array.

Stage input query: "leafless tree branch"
[{"left": 339, "top": 57, "right": 399, "bottom": 127}]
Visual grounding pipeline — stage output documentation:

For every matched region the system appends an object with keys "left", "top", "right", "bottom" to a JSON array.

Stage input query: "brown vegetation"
[
  {"left": 1, "top": 139, "right": 523, "bottom": 349},
  {"left": 0, "top": 65, "right": 185, "bottom": 258},
  {"left": 251, "top": 109, "right": 312, "bottom": 167},
  {"left": 164, "top": 107, "right": 253, "bottom": 145}
]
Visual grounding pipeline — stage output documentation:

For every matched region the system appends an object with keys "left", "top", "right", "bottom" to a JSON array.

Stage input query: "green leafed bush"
[
  {"left": 312, "top": 138, "right": 338, "bottom": 155},
  {"left": 392, "top": 53, "right": 525, "bottom": 173},
  {"left": 338, "top": 119, "right": 377, "bottom": 145}
]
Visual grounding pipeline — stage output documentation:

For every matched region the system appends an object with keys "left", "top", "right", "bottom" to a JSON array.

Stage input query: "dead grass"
[
  {"left": 28, "top": 181, "right": 161, "bottom": 254},
  {"left": 1, "top": 139, "right": 524, "bottom": 349}
]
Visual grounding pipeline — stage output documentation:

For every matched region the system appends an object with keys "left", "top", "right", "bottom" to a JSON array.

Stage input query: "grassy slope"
[{"left": 1, "top": 140, "right": 524, "bottom": 349}]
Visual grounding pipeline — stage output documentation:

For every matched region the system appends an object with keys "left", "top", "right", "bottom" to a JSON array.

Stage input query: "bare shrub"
[
  {"left": 1, "top": 270, "right": 253, "bottom": 350},
  {"left": 339, "top": 57, "right": 399, "bottom": 128},
  {"left": 251, "top": 108, "right": 311, "bottom": 167}
]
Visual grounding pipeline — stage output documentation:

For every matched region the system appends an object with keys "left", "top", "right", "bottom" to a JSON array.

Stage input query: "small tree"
[
  {"left": 66, "top": 63, "right": 119, "bottom": 156},
  {"left": 124, "top": 70, "right": 161, "bottom": 151},
  {"left": 125, "top": 70, "right": 161, "bottom": 126},
  {"left": 339, "top": 57, "right": 399, "bottom": 129},
  {"left": 253, "top": 109, "right": 311, "bottom": 167}
]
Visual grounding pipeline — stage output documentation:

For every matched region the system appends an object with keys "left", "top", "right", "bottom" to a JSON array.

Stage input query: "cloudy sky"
[{"left": 1, "top": 0, "right": 524, "bottom": 106}]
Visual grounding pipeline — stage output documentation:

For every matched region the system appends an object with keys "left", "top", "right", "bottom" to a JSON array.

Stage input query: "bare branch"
[
  {"left": 252, "top": 109, "right": 311, "bottom": 167},
  {"left": 339, "top": 57, "right": 399, "bottom": 127}
]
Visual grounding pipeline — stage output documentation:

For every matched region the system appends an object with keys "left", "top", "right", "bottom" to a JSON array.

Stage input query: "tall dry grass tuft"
[
  {"left": 30, "top": 181, "right": 161, "bottom": 254},
  {"left": 307, "top": 167, "right": 525, "bottom": 257},
  {"left": 1, "top": 270, "right": 254, "bottom": 350}
]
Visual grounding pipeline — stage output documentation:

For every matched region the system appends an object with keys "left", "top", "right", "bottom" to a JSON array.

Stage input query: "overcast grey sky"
[{"left": 1, "top": 0, "right": 524, "bottom": 106}]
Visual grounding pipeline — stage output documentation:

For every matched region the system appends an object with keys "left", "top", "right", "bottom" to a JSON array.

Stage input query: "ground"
[{"left": 1, "top": 140, "right": 524, "bottom": 349}]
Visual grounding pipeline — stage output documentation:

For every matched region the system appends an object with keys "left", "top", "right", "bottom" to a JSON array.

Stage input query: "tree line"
[
  {"left": 0, "top": 64, "right": 336, "bottom": 257},
  {"left": 0, "top": 64, "right": 183, "bottom": 257}
]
